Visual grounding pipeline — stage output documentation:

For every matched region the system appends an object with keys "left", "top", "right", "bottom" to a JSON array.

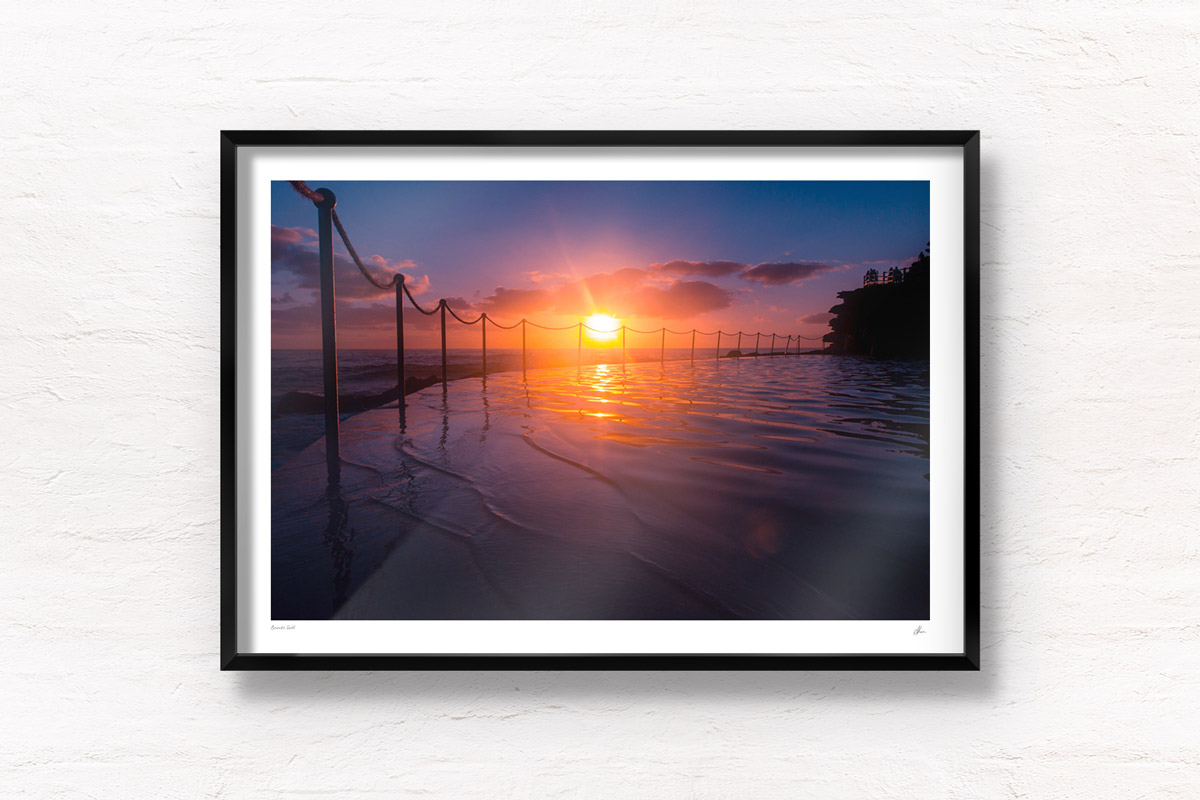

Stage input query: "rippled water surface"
[{"left": 272, "top": 355, "right": 930, "bottom": 620}]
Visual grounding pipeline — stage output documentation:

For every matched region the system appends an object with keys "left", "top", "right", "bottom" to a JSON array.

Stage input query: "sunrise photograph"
[{"left": 269, "top": 179, "right": 931, "bottom": 621}]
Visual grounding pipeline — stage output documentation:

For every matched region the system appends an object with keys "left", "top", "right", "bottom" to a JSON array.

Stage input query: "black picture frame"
[{"left": 221, "top": 130, "right": 980, "bottom": 671}]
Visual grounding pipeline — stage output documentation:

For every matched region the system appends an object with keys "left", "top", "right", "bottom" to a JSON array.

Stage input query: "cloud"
[
  {"left": 523, "top": 270, "right": 569, "bottom": 284},
  {"left": 476, "top": 286, "right": 554, "bottom": 316},
  {"left": 570, "top": 268, "right": 732, "bottom": 319},
  {"left": 271, "top": 226, "right": 317, "bottom": 245},
  {"left": 474, "top": 267, "right": 732, "bottom": 321},
  {"left": 797, "top": 311, "right": 833, "bottom": 324},
  {"left": 271, "top": 224, "right": 423, "bottom": 302},
  {"left": 366, "top": 253, "right": 417, "bottom": 273},
  {"left": 629, "top": 280, "right": 732, "bottom": 318},
  {"left": 403, "top": 274, "right": 431, "bottom": 296},
  {"left": 273, "top": 296, "right": 445, "bottom": 348},
  {"left": 646, "top": 258, "right": 842, "bottom": 287},
  {"left": 739, "top": 261, "right": 839, "bottom": 286},
  {"left": 649, "top": 260, "right": 746, "bottom": 278}
]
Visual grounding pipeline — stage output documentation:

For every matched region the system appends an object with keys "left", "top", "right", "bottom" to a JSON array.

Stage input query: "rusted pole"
[
  {"left": 690, "top": 329, "right": 695, "bottom": 362},
  {"left": 314, "top": 187, "right": 340, "bottom": 482},
  {"left": 395, "top": 277, "right": 405, "bottom": 418},
  {"left": 439, "top": 300, "right": 447, "bottom": 387},
  {"left": 481, "top": 313, "right": 487, "bottom": 377},
  {"left": 521, "top": 319, "right": 526, "bottom": 375}
]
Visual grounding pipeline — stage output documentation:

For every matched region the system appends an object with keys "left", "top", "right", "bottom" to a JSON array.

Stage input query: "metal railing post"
[
  {"left": 314, "top": 187, "right": 340, "bottom": 482},
  {"left": 521, "top": 319, "right": 526, "bottom": 375},
  {"left": 755, "top": 333, "right": 760, "bottom": 356},
  {"left": 771, "top": 333, "right": 775, "bottom": 355},
  {"left": 395, "top": 277, "right": 405, "bottom": 419},
  {"left": 716, "top": 331, "right": 721, "bottom": 359},
  {"left": 481, "top": 313, "right": 487, "bottom": 378},
  {"left": 737, "top": 332, "right": 741, "bottom": 357},
  {"left": 660, "top": 329, "right": 665, "bottom": 365},
  {"left": 620, "top": 325, "right": 626, "bottom": 366},
  {"left": 440, "top": 300, "right": 447, "bottom": 387},
  {"left": 577, "top": 322, "right": 582, "bottom": 372},
  {"left": 690, "top": 329, "right": 695, "bottom": 363}
]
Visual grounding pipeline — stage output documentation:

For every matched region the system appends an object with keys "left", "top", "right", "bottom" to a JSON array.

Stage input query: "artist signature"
[{"left": 913, "top": 625, "right": 926, "bottom": 636}]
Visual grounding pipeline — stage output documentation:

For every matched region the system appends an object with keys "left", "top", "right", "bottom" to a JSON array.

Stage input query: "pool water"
[{"left": 271, "top": 355, "right": 930, "bottom": 621}]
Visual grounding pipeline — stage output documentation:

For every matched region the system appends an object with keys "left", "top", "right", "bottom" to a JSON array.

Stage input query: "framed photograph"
[{"left": 222, "top": 131, "right": 979, "bottom": 670}]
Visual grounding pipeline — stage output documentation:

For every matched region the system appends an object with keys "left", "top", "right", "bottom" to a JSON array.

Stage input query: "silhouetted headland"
[{"left": 823, "top": 244, "right": 930, "bottom": 358}]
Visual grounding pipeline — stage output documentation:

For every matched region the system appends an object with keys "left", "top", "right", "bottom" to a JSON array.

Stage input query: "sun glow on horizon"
[{"left": 583, "top": 313, "right": 621, "bottom": 345}]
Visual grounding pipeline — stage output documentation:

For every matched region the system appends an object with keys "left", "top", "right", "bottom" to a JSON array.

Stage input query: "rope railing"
[
  {"left": 444, "top": 303, "right": 483, "bottom": 325},
  {"left": 290, "top": 181, "right": 402, "bottom": 291},
  {"left": 484, "top": 317, "right": 523, "bottom": 330},
  {"left": 289, "top": 181, "right": 829, "bottom": 481},
  {"left": 400, "top": 304, "right": 824, "bottom": 378},
  {"left": 287, "top": 180, "right": 324, "bottom": 203},
  {"left": 525, "top": 320, "right": 582, "bottom": 331},
  {"left": 401, "top": 282, "right": 439, "bottom": 315}
]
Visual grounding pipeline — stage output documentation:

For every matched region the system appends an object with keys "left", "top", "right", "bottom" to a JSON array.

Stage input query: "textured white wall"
[{"left": 3, "top": 2, "right": 1198, "bottom": 797}]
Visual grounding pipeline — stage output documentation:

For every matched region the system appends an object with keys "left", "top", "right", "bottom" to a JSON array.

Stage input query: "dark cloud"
[
  {"left": 273, "top": 297, "right": 444, "bottom": 349},
  {"left": 474, "top": 268, "right": 732, "bottom": 321},
  {"left": 628, "top": 280, "right": 732, "bottom": 318},
  {"left": 271, "top": 224, "right": 439, "bottom": 346},
  {"left": 649, "top": 259, "right": 747, "bottom": 278},
  {"left": 271, "top": 224, "right": 421, "bottom": 302},
  {"left": 272, "top": 226, "right": 317, "bottom": 245},
  {"left": 647, "top": 258, "right": 841, "bottom": 287},
  {"left": 475, "top": 287, "right": 554, "bottom": 316},
  {"left": 797, "top": 311, "right": 833, "bottom": 324},
  {"left": 740, "top": 261, "right": 838, "bottom": 286}
]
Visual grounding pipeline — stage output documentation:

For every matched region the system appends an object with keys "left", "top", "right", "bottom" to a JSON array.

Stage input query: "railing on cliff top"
[
  {"left": 290, "top": 182, "right": 825, "bottom": 481},
  {"left": 863, "top": 264, "right": 915, "bottom": 286}
]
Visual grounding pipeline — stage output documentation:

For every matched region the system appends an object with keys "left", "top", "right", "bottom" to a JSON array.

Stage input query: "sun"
[{"left": 583, "top": 313, "right": 621, "bottom": 345}]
